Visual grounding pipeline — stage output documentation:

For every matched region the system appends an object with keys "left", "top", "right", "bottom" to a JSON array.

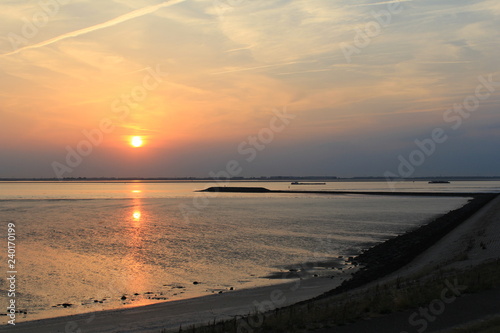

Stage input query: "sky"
[{"left": 0, "top": 0, "right": 499, "bottom": 178}]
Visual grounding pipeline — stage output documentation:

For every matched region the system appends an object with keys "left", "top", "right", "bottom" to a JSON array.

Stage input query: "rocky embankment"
[{"left": 320, "top": 193, "right": 498, "bottom": 298}]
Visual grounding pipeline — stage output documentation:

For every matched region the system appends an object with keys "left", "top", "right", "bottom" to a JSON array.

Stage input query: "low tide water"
[{"left": 1, "top": 181, "right": 495, "bottom": 322}]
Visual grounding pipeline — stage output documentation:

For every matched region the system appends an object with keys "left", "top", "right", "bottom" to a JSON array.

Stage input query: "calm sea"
[{"left": 0, "top": 181, "right": 498, "bottom": 322}]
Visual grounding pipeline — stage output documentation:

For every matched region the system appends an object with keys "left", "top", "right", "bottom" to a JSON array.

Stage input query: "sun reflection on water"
[{"left": 122, "top": 183, "right": 152, "bottom": 298}]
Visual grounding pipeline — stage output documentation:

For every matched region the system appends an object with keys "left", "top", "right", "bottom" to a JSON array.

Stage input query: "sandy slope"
[
  {"left": 314, "top": 194, "right": 500, "bottom": 333},
  {"left": 385, "top": 194, "right": 500, "bottom": 280}
]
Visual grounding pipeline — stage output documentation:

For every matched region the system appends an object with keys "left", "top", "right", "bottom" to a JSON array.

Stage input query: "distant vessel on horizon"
[{"left": 428, "top": 180, "right": 451, "bottom": 184}]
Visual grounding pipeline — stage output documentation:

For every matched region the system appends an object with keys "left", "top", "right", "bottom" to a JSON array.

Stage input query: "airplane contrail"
[{"left": 1, "top": 0, "right": 186, "bottom": 57}]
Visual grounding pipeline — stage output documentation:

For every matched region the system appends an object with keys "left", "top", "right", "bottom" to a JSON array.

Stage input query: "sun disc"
[{"left": 131, "top": 136, "right": 143, "bottom": 147}]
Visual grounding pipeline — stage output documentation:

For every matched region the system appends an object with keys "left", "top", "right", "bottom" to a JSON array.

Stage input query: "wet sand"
[{"left": 0, "top": 274, "right": 353, "bottom": 333}]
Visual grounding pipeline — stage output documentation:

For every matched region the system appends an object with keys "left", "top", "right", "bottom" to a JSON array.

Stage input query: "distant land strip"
[
  {"left": 1, "top": 176, "right": 500, "bottom": 182},
  {"left": 198, "top": 186, "right": 493, "bottom": 197}
]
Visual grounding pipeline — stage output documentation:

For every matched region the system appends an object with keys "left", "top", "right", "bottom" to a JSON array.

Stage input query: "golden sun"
[{"left": 131, "top": 136, "right": 144, "bottom": 148}]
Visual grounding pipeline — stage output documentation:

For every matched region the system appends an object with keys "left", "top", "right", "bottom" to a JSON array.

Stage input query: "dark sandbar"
[{"left": 198, "top": 186, "right": 482, "bottom": 197}]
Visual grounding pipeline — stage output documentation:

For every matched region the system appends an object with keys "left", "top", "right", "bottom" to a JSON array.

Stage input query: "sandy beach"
[{"left": 2, "top": 193, "right": 499, "bottom": 333}]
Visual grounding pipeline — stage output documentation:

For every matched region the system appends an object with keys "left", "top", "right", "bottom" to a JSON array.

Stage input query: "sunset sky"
[{"left": 1, "top": 0, "right": 499, "bottom": 178}]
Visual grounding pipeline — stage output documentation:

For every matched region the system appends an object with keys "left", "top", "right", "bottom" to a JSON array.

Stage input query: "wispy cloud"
[
  {"left": 348, "top": 0, "right": 413, "bottom": 7},
  {"left": 224, "top": 46, "right": 254, "bottom": 53},
  {"left": 212, "top": 60, "right": 317, "bottom": 75},
  {"left": 276, "top": 68, "right": 334, "bottom": 76},
  {"left": 1, "top": 0, "right": 186, "bottom": 57},
  {"left": 416, "top": 61, "right": 473, "bottom": 64}
]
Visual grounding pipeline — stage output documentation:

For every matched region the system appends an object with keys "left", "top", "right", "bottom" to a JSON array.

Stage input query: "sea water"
[{"left": 1, "top": 181, "right": 496, "bottom": 322}]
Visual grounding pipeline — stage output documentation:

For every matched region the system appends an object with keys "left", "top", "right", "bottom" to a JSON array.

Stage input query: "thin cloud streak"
[
  {"left": 417, "top": 61, "right": 473, "bottom": 64},
  {"left": 348, "top": 0, "right": 412, "bottom": 7},
  {"left": 332, "top": 107, "right": 451, "bottom": 121},
  {"left": 224, "top": 46, "right": 254, "bottom": 53},
  {"left": 123, "top": 67, "right": 153, "bottom": 75},
  {"left": 1, "top": 0, "right": 186, "bottom": 57},
  {"left": 212, "top": 60, "right": 317, "bottom": 75},
  {"left": 277, "top": 68, "right": 334, "bottom": 76}
]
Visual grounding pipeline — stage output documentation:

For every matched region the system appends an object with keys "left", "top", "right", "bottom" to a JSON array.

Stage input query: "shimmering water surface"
[{"left": 1, "top": 181, "right": 497, "bottom": 322}]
